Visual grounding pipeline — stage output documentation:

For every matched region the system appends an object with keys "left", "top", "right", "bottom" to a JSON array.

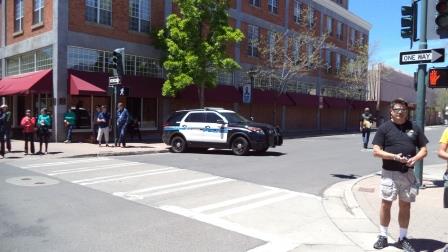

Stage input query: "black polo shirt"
[{"left": 372, "top": 120, "right": 428, "bottom": 171}]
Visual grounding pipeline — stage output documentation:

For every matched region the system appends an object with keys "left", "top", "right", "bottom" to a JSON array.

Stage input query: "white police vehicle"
[{"left": 162, "top": 108, "right": 283, "bottom": 155}]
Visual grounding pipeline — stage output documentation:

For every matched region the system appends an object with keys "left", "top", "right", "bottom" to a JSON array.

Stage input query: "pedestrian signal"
[{"left": 428, "top": 68, "right": 448, "bottom": 88}]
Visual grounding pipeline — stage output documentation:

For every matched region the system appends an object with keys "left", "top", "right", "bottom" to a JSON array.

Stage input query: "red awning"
[
  {"left": 324, "top": 97, "right": 348, "bottom": 108},
  {"left": 68, "top": 69, "right": 163, "bottom": 98},
  {"left": 252, "top": 89, "right": 295, "bottom": 106},
  {"left": 0, "top": 69, "right": 52, "bottom": 96},
  {"left": 70, "top": 74, "right": 106, "bottom": 95},
  {"left": 287, "top": 93, "right": 319, "bottom": 107},
  {"left": 177, "top": 85, "right": 241, "bottom": 103}
]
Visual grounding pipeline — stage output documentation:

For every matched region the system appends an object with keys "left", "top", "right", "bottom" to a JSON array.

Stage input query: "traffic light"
[
  {"left": 401, "top": 2, "right": 417, "bottom": 41},
  {"left": 111, "top": 48, "right": 125, "bottom": 77},
  {"left": 436, "top": 0, "right": 448, "bottom": 36},
  {"left": 428, "top": 68, "right": 448, "bottom": 88}
]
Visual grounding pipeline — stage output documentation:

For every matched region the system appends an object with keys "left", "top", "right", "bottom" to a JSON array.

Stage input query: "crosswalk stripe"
[
  {"left": 114, "top": 176, "right": 221, "bottom": 197},
  {"left": 78, "top": 169, "right": 181, "bottom": 185},
  {"left": 191, "top": 189, "right": 283, "bottom": 213},
  {"left": 137, "top": 178, "right": 234, "bottom": 198},
  {"left": 71, "top": 167, "right": 176, "bottom": 183},
  {"left": 20, "top": 157, "right": 111, "bottom": 168},
  {"left": 48, "top": 162, "right": 141, "bottom": 175},
  {"left": 210, "top": 193, "right": 298, "bottom": 218}
]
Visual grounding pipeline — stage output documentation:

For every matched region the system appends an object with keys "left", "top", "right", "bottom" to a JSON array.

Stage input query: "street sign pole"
[
  {"left": 113, "top": 85, "right": 118, "bottom": 146},
  {"left": 415, "top": 0, "right": 427, "bottom": 189}
]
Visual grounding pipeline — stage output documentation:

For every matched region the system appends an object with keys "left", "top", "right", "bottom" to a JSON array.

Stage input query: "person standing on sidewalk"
[
  {"left": 0, "top": 106, "right": 6, "bottom": 158},
  {"left": 20, "top": 110, "right": 36, "bottom": 155},
  {"left": 37, "top": 108, "right": 52, "bottom": 154},
  {"left": 63, "top": 108, "right": 76, "bottom": 143},
  {"left": 93, "top": 105, "right": 101, "bottom": 143},
  {"left": 371, "top": 98, "right": 428, "bottom": 251},
  {"left": 116, "top": 102, "right": 129, "bottom": 148},
  {"left": 360, "top": 107, "right": 374, "bottom": 149},
  {"left": 97, "top": 105, "right": 110, "bottom": 147},
  {"left": 1, "top": 104, "right": 12, "bottom": 152},
  {"left": 436, "top": 128, "right": 448, "bottom": 182}
]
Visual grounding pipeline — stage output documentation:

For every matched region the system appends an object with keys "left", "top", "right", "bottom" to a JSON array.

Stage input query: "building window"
[
  {"left": 308, "top": 6, "right": 314, "bottom": 28},
  {"left": 268, "top": 0, "right": 278, "bottom": 14},
  {"left": 350, "top": 28, "right": 356, "bottom": 45},
  {"left": 218, "top": 72, "right": 234, "bottom": 85},
  {"left": 325, "top": 50, "right": 332, "bottom": 72},
  {"left": 68, "top": 47, "right": 104, "bottom": 72},
  {"left": 294, "top": 1, "right": 301, "bottom": 23},
  {"left": 5, "top": 47, "right": 53, "bottom": 76},
  {"left": 336, "top": 22, "right": 343, "bottom": 40},
  {"left": 335, "top": 53, "right": 341, "bottom": 73},
  {"left": 306, "top": 43, "right": 313, "bottom": 67},
  {"left": 33, "top": 0, "right": 44, "bottom": 25},
  {"left": 250, "top": 0, "right": 261, "bottom": 7},
  {"left": 292, "top": 38, "right": 300, "bottom": 64},
  {"left": 268, "top": 31, "right": 275, "bottom": 63},
  {"left": 14, "top": 0, "right": 24, "bottom": 33},
  {"left": 326, "top": 16, "right": 333, "bottom": 36},
  {"left": 85, "top": 0, "right": 112, "bottom": 26},
  {"left": 247, "top": 25, "right": 259, "bottom": 57},
  {"left": 129, "top": 0, "right": 151, "bottom": 33}
]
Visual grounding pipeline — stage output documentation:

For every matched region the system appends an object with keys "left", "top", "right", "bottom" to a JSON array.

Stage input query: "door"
[
  {"left": 181, "top": 112, "right": 206, "bottom": 142},
  {"left": 203, "top": 112, "right": 227, "bottom": 143}
]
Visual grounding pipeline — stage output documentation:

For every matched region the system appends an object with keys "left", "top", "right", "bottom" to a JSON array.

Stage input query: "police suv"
[{"left": 162, "top": 108, "right": 283, "bottom": 155}]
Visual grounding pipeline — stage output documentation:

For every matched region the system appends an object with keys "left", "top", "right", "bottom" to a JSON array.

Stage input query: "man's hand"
[
  {"left": 394, "top": 153, "right": 408, "bottom": 163},
  {"left": 406, "top": 156, "right": 417, "bottom": 167}
]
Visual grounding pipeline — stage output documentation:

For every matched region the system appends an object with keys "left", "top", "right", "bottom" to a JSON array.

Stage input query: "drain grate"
[{"left": 6, "top": 176, "right": 59, "bottom": 187}]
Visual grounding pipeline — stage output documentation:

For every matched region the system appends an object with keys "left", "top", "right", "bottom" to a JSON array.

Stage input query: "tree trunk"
[{"left": 199, "top": 83, "right": 205, "bottom": 108}]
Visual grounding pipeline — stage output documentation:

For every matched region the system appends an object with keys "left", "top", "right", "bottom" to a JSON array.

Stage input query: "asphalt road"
[
  {"left": 1, "top": 125, "right": 445, "bottom": 252},
  {"left": 120, "top": 126, "right": 446, "bottom": 196}
]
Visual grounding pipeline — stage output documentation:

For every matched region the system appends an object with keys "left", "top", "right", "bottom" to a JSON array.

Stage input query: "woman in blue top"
[{"left": 37, "top": 108, "right": 52, "bottom": 154}]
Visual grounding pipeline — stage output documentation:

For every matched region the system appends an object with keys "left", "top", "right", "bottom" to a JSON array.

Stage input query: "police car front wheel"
[
  {"left": 231, "top": 136, "right": 250, "bottom": 156},
  {"left": 171, "top": 136, "right": 187, "bottom": 153}
]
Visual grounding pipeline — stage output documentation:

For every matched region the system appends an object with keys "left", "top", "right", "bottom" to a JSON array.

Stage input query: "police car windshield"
[{"left": 220, "top": 112, "right": 249, "bottom": 123}]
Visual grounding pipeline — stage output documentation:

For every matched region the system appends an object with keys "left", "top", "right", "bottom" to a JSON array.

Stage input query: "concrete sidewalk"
[
  {"left": 322, "top": 165, "right": 448, "bottom": 252},
  {"left": 0, "top": 139, "right": 169, "bottom": 159}
]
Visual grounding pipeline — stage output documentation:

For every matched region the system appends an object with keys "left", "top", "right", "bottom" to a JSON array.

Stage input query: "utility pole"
[{"left": 415, "top": 0, "right": 428, "bottom": 188}]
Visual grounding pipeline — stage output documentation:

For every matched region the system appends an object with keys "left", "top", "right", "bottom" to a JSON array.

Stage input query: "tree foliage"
[
  {"left": 158, "top": 0, "right": 244, "bottom": 107},
  {"left": 251, "top": 10, "right": 330, "bottom": 95},
  {"left": 336, "top": 42, "right": 369, "bottom": 98}
]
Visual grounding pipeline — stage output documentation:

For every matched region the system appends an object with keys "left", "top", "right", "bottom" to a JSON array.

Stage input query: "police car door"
[
  {"left": 181, "top": 112, "right": 207, "bottom": 142},
  {"left": 203, "top": 112, "right": 227, "bottom": 143}
]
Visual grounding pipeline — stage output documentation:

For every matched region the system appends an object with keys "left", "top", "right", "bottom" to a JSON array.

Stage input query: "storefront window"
[
  {"left": 5, "top": 47, "right": 53, "bottom": 76},
  {"left": 70, "top": 96, "right": 92, "bottom": 129},
  {"left": 142, "top": 98, "right": 157, "bottom": 128}
]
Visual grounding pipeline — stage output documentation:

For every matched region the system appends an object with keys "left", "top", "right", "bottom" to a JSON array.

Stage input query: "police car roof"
[{"left": 177, "top": 108, "right": 235, "bottom": 113}]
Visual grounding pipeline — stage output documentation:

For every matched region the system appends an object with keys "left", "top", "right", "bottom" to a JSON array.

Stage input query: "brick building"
[{"left": 0, "top": 0, "right": 370, "bottom": 142}]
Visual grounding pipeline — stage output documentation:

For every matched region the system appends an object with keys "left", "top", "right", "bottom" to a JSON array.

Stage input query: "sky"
[{"left": 349, "top": 0, "right": 447, "bottom": 76}]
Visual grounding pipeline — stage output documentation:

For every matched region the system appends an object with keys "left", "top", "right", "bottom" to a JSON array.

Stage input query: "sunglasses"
[{"left": 392, "top": 108, "right": 407, "bottom": 113}]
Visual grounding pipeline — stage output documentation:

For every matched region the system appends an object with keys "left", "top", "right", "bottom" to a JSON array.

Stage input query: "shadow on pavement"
[
  {"left": 389, "top": 238, "right": 447, "bottom": 252},
  {"left": 330, "top": 174, "right": 360, "bottom": 179},
  {"left": 182, "top": 149, "right": 286, "bottom": 157}
]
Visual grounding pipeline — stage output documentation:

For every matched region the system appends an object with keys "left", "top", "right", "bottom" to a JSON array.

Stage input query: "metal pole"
[
  {"left": 415, "top": 0, "right": 427, "bottom": 188},
  {"left": 113, "top": 85, "right": 118, "bottom": 146}
]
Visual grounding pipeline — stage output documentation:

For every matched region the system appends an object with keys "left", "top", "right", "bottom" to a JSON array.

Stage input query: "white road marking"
[
  {"left": 71, "top": 167, "right": 176, "bottom": 183},
  {"left": 210, "top": 193, "right": 298, "bottom": 218},
  {"left": 191, "top": 189, "right": 283, "bottom": 213},
  {"left": 78, "top": 169, "right": 181, "bottom": 185},
  {"left": 135, "top": 178, "right": 234, "bottom": 198},
  {"left": 48, "top": 162, "right": 141, "bottom": 175},
  {"left": 20, "top": 157, "right": 111, "bottom": 168},
  {"left": 114, "top": 176, "right": 221, "bottom": 197}
]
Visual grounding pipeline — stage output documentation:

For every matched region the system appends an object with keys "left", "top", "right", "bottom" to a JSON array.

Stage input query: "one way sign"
[{"left": 399, "top": 48, "right": 445, "bottom": 65}]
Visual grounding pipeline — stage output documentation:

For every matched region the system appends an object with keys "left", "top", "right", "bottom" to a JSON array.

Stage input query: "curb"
[{"left": 322, "top": 173, "right": 401, "bottom": 251}]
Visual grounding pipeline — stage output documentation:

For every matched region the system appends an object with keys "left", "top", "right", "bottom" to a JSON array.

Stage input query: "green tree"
[{"left": 158, "top": 0, "right": 244, "bottom": 107}]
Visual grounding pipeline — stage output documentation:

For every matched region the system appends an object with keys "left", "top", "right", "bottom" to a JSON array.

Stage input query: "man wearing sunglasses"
[{"left": 371, "top": 98, "right": 428, "bottom": 252}]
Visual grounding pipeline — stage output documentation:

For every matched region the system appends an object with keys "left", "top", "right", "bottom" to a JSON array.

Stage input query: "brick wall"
[
  {"left": 6, "top": 0, "right": 53, "bottom": 45},
  {"left": 68, "top": 1, "right": 165, "bottom": 46}
]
